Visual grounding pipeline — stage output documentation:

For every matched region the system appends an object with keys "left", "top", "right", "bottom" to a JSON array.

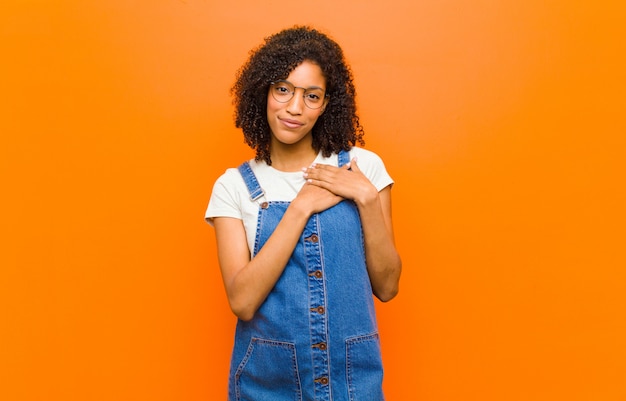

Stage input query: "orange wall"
[{"left": 2, "top": 1, "right": 625, "bottom": 400}]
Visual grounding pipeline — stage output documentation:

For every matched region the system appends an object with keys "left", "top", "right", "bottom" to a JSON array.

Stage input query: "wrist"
[
  {"left": 354, "top": 186, "right": 379, "bottom": 209},
  {"left": 288, "top": 198, "right": 313, "bottom": 220}
]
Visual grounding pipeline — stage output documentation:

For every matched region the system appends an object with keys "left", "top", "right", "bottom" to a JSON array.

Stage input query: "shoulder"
[
  {"left": 214, "top": 157, "right": 270, "bottom": 189},
  {"left": 349, "top": 147, "right": 385, "bottom": 165},
  {"left": 316, "top": 147, "right": 385, "bottom": 167},
  {"left": 348, "top": 147, "right": 394, "bottom": 191},
  {"left": 207, "top": 162, "right": 253, "bottom": 218},
  {"left": 213, "top": 166, "right": 246, "bottom": 192}
]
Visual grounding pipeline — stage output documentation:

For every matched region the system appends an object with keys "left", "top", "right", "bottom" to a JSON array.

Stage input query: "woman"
[{"left": 206, "top": 25, "right": 401, "bottom": 401}]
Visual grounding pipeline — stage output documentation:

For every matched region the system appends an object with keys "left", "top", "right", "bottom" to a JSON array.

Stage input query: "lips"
[{"left": 279, "top": 117, "right": 304, "bottom": 129}]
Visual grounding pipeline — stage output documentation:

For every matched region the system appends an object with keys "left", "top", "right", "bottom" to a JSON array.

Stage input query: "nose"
[{"left": 286, "top": 88, "right": 305, "bottom": 115}]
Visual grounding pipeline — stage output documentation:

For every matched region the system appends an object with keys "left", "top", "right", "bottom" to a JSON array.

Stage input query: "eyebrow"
[{"left": 278, "top": 79, "right": 325, "bottom": 90}]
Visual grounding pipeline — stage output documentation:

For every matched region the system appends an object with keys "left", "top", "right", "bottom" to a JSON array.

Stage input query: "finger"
[
  {"left": 308, "top": 163, "right": 336, "bottom": 171},
  {"left": 348, "top": 156, "right": 360, "bottom": 172},
  {"left": 303, "top": 164, "right": 335, "bottom": 180}
]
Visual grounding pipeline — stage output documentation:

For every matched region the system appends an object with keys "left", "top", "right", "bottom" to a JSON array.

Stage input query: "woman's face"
[{"left": 266, "top": 60, "right": 328, "bottom": 150}]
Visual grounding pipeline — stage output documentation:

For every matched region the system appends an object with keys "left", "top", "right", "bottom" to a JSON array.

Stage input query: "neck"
[{"left": 270, "top": 142, "right": 318, "bottom": 172}]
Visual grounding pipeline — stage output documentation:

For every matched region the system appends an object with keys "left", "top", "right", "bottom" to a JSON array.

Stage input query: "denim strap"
[
  {"left": 338, "top": 149, "right": 350, "bottom": 168},
  {"left": 237, "top": 161, "right": 264, "bottom": 201}
]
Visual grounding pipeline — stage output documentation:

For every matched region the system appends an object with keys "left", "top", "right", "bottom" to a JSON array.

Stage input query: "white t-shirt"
[{"left": 205, "top": 147, "right": 393, "bottom": 255}]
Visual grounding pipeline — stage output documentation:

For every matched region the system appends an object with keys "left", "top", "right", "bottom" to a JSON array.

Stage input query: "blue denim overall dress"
[{"left": 231, "top": 150, "right": 384, "bottom": 401}]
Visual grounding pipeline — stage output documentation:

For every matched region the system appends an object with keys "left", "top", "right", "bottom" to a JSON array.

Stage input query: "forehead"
[{"left": 285, "top": 60, "right": 326, "bottom": 88}]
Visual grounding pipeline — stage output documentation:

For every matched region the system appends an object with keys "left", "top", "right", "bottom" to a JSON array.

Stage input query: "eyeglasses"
[{"left": 269, "top": 80, "right": 328, "bottom": 109}]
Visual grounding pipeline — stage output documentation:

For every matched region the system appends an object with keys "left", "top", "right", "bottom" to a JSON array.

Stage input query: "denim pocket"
[
  {"left": 346, "top": 332, "right": 385, "bottom": 401},
  {"left": 234, "top": 338, "right": 302, "bottom": 401}
]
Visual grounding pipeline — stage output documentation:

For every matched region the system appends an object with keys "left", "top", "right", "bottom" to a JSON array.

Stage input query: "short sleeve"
[{"left": 205, "top": 168, "right": 245, "bottom": 225}]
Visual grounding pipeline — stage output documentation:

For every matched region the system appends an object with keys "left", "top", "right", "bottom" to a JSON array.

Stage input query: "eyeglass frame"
[{"left": 269, "top": 80, "right": 330, "bottom": 109}]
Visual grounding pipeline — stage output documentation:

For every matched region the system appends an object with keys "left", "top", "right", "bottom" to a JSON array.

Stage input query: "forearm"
[
  {"left": 226, "top": 204, "right": 310, "bottom": 320},
  {"left": 299, "top": 159, "right": 402, "bottom": 300},
  {"left": 356, "top": 192, "right": 402, "bottom": 302}
]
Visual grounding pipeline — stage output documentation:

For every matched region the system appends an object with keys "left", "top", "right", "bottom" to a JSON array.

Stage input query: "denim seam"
[
  {"left": 345, "top": 332, "right": 381, "bottom": 401},
  {"left": 234, "top": 337, "right": 302, "bottom": 401}
]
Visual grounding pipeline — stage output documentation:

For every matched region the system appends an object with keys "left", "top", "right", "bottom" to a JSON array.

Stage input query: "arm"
[
  {"left": 303, "top": 159, "right": 402, "bottom": 301},
  {"left": 213, "top": 182, "right": 343, "bottom": 321},
  {"left": 357, "top": 184, "right": 402, "bottom": 301}
]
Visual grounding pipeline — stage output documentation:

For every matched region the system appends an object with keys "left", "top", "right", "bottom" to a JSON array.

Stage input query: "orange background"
[{"left": 2, "top": 1, "right": 625, "bottom": 400}]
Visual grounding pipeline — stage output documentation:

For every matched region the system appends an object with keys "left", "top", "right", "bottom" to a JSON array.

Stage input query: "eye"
[
  {"left": 272, "top": 81, "right": 293, "bottom": 95},
  {"left": 305, "top": 90, "right": 324, "bottom": 104},
  {"left": 306, "top": 93, "right": 321, "bottom": 100}
]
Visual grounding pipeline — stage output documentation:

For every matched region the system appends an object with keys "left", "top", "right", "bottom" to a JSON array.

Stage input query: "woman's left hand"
[
  {"left": 304, "top": 156, "right": 401, "bottom": 302},
  {"left": 302, "top": 157, "right": 378, "bottom": 207}
]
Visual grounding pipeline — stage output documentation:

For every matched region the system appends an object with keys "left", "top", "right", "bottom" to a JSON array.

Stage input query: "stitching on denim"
[
  {"left": 234, "top": 337, "right": 302, "bottom": 401},
  {"left": 253, "top": 201, "right": 291, "bottom": 256},
  {"left": 346, "top": 332, "right": 381, "bottom": 401},
  {"left": 237, "top": 161, "right": 264, "bottom": 201}
]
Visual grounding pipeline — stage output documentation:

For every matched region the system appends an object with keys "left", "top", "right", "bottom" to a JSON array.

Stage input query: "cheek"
[
  {"left": 266, "top": 95, "right": 281, "bottom": 116},
  {"left": 309, "top": 109, "right": 324, "bottom": 123}
]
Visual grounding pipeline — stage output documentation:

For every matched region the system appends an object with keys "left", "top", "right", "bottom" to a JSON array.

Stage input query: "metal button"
[
  {"left": 260, "top": 202, "right": 269, "bottom": 209},
  {"left": 309, "top": 270, "right": 322, "bottom": 278},
  {"left": 305, "top": 234, "right": 319, "bottom": 242},
  {"left": 312, "top": 342, "right": 327, "bottom": 350},
  {"left": 315, "top": 377, "right": 329, "bottom": 385},
  {"left": 310, "top": 306, "right": 325, "bottom": 314}
]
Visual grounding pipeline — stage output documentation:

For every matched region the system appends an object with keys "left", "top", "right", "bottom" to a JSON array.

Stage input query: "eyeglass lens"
[{"left": 270, "top": 81, "right": 326, "bottom": 109}]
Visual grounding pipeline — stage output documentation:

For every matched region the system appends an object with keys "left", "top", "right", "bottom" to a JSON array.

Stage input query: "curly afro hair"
[{"left": 231, "top": 26, "right": 365, "bottom": 165}]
